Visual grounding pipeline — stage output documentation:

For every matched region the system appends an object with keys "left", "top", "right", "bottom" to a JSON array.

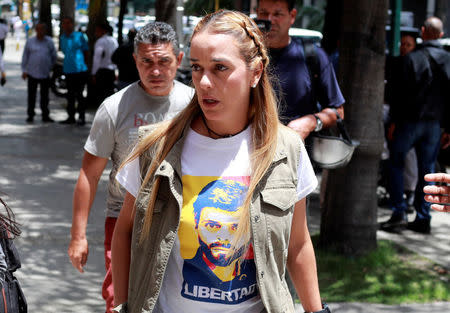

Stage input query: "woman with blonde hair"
[{"left": 111, "top": 10, "right": 328, "bottom": 313}]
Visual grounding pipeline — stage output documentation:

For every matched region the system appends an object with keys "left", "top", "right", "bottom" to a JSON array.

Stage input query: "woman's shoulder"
[{"left": 277, "top": 124, "right": 303, "bottom": 148}]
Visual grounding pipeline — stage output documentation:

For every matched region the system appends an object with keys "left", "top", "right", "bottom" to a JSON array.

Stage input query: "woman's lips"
[{"left": 202, "top": 97, "right": 219, "bottom": 106}]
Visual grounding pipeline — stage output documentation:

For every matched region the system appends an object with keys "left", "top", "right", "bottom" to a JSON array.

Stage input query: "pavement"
[{"left": 1, "top": 35, "right": 449, "bottom": 312}]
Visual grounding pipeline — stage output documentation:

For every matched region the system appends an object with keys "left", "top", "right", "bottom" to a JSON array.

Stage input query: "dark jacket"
[{"left": 390, "top": 40, "right": 450, "bottom": 131}]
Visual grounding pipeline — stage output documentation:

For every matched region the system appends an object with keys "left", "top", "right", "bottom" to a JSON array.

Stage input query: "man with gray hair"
[
  {"left": 67, "top": 22, "right": 194, "bottom": 313},
  {"left": 380, "top": 16, "right": 450, "bottom": 234}
]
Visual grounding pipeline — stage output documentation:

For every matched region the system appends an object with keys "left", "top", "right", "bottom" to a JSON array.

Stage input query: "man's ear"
[
  {"left": 289, "top": 8, "right": 297, "bottom": 26},
  {"left": 133, "top": 53, "right": 137, "bottom": 63},
  {"left": 176, "top": 51, "right": 184, "bottom": 67}
]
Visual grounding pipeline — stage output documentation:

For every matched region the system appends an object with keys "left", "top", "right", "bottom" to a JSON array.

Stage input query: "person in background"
[
  {"left": 111, "top": 28, "right": 140, "bottom": 90},
  {"left": 0, "top": 18, "right": 8, "bottom": 54},
  {"left": 67, "top": 22, "right": 193, "bottom": 313},
  {"left": 424, "top": 173, "right": 450, "bottom": 212},
  {"left": 380, "top": 17, "right": 450, "bottom": 234},
  {"left": 0, "top": 48, "right": 5, "bottom": 86},
  {"left": 21, "top": 23, "right": 56, "bottom": 123},
  {"left": 59, "top": 17, "right": 89, "bottom": 125},
  {"left": 112, "top": 10, "right": 328, "bottom": 313},
  {"left": 0, "top": 197, "right": 26, "bottom": 312},
  {"left": 91, "top": 22, "right": 118, "bottom": 107},
  {"left": 256, "top": 0, "right": 344, "bottom": 140},
  {"left": 383, "top": 31, "right": 418, "bottom": 209}
]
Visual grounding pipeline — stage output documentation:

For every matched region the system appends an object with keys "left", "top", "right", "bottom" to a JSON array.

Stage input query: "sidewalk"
[{"left": 1, "top": 37, "right": 449, "bottom": 312}]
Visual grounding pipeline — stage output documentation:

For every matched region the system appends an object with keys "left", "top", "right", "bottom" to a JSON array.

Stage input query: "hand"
[
  {"left": 423, "top": 173, "right": 450, "bottom": 212},
  {"left": 22, "top": 72, "right": 28, "bottom": 80},
  {"left": 287, "top": 115, "right": 316, "bottom": 140},
  {"left": 441, "top": 133, "right": 450, "bottom": 150},
  {"left": 68, "top": 237, "right": 89, "bottom": 273}
]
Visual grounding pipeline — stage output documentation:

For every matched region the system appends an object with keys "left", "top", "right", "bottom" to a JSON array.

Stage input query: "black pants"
[
  {"left": 66, "top": 71, "right": 88, "bottom": 120},
  {"left": 27, "top": 76, "right": 50, "bottom": 119},
  {"left": 94, "top": 68, "right": 116, "bottom": 106}
]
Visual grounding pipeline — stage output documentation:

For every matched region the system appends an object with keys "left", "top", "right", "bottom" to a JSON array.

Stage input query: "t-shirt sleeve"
[
  {"left": 84, "top": 103, "right": 116, "bottom": 158},
  {"left": 115, "top": 156, "right": 140, "bottom": 198},
  {"left": 296, "top": 141, "right": 318, "bottom": 200},
  {"left": 316, "top": 47, "right": 345, "bottom": 108}
]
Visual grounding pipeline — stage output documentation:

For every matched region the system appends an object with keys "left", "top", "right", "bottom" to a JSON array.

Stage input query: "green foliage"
[
  {"left": 132, "top": 0, "right": 155, "bottom": 14},
  {"left": 184, "top": 0, "right": 236, "bottom": 16},
  {"left": 294, "top": 0, "right": 325, "bottom": 31},
  {"left": 312, "top": 237, "right": 450, "bottom": 304}
]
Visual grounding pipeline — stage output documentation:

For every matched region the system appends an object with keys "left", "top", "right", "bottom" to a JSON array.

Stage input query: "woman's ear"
[{"left": 251, "top": 60, "right": 264, "bottom": 88}]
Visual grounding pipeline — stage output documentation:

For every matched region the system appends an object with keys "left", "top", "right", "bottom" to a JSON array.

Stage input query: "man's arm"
[
  {"left": 68, "top": 151, "right": 108, "bottom": 273},
  {"left": 21, "top": 40, "right": 29, "bottom": 79},
  {"left": 287, "top": 106, "right": 344, "bottom": 140},
  {"left": 287, "top": 198, "right": 322, "bottom": 312},
  {"left": 112, "top": 191, "right": 136, "bottom": 306}
]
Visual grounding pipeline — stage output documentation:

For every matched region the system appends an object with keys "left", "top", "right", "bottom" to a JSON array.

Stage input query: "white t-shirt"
[
  {"left": 85, "top": 80, "right": 194, "bottom": 217},
  {"left": 116, "top": 126, "right": 317, "bottom": 313},
  {"left": 91, "top": 34, "right": 119, "bottom": 75}
]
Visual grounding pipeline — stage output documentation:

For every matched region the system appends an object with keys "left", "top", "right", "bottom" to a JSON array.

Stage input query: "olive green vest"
[{"left": 127, "top": 124, "right": 302, "bottom": 313}]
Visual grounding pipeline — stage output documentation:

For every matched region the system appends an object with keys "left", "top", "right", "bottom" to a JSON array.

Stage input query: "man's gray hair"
[{"left": 134, "top": 22, "right": 180, "bottom": 55}]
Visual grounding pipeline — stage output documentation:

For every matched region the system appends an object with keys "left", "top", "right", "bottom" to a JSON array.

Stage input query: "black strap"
[
  {"left": 303, "top": 39, "right": 321, "bottom": 110},
  {"left": 422, "top": 47, "right": 440, "bottom": 78}
]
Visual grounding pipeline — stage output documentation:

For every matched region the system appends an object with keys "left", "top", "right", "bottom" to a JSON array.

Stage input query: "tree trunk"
[
  {"left": 155, "top": 0, "right": 177, "bottom": 27},
  {"left": 38, "top": 0, "right": 53, "bottom": 37},
  {"left": 435, "top": 0, "right": 448, "bottom": 26},
  {"left": 321, "top": 0, "right": 341, "bottom": 55},
  {"left": 319, "top": 0, "right": 387, "bottom": 256},
  {"left": 59, "top": 0, "right": 75, "bottom": 22},
  {"left": 117, "top": 0, "right": 129, "bottom": 45}
]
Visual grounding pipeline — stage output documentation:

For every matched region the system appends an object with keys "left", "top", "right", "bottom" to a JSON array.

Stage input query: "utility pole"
[
  {"left": 389, "top": 0, "right": 401, "bottom": 57},
  {"left": 426, "top": 0, "right": 436, "bottom": 17}
]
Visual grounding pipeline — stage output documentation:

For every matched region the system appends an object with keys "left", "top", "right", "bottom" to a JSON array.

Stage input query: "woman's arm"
[
  {"left": 287, "top": 198, "right": 322, "bottom": 312},
  {"left": 111, "top": 192, "right": 136, "bottom": 306}
]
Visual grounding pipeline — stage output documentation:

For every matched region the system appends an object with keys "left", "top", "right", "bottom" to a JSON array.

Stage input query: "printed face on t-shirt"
[
  {"left": 180, "top": 178, "right": 258, "bottom": 305},
  {"left": 197, "top": 205, "right": 242, "bottom": 266}
]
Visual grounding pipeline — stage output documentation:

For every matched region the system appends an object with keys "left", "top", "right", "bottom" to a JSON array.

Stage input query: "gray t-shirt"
[{"left": 84, "top": 80, "right": 194, "bottom": 217}]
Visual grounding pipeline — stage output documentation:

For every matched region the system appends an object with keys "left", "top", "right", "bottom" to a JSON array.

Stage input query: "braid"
[{"left": 241, "top": 20, "right": 269, "bottom": 68}]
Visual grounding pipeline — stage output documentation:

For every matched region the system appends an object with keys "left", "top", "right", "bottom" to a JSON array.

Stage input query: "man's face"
[
  {"left": 400, "top": 35, "right": 416, "bottom": 56},
  {"left": 197, "top": 206, "right": 242, "bottom": 266},
  {"left": 36, "top": 24, "right": 46, "bottom": 39},
  {"left": 61, "top": 18, "right": 74, "bottom": 35},
  {"left": 95, "top": 26, "right": 105, "bottom": 39},
  {"left": 257, "top": 0, "right": 297, "bottom": 48},
  {"left": 133, "top": 42, "right": 183, "bottom": 96}
]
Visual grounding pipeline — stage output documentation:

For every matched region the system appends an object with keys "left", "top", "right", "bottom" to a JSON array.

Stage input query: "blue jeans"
[{"left": 388, "top": 120, "right": 441, "bottom": 220}]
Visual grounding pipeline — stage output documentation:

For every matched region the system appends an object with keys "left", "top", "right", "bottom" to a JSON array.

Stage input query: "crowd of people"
[{"left": 0, "top": 0, "right": 449, "bottom": 312}]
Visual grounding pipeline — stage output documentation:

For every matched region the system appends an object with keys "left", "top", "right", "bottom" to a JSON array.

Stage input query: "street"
[{"left": 1, "top": 36, "right": 106, "bottom": 312}]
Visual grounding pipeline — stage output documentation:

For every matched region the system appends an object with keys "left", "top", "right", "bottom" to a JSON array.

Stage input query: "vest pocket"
[
  {"left": 260, "top": 185, "right": 297, "bottom": 211},
  {"left": 260, "top": 184, "right": 297, "bottom": 259}
]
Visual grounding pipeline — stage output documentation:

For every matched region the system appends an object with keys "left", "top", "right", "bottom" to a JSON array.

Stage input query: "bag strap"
[
  {"left": 330, "top": 108, "right": 353, "bottom": 144},
  {"left": 422, "top": 47, "right": 440, "bottom": 78},
  {"left": 303, "top": 39, "right": 321, "bottom": 110}
]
